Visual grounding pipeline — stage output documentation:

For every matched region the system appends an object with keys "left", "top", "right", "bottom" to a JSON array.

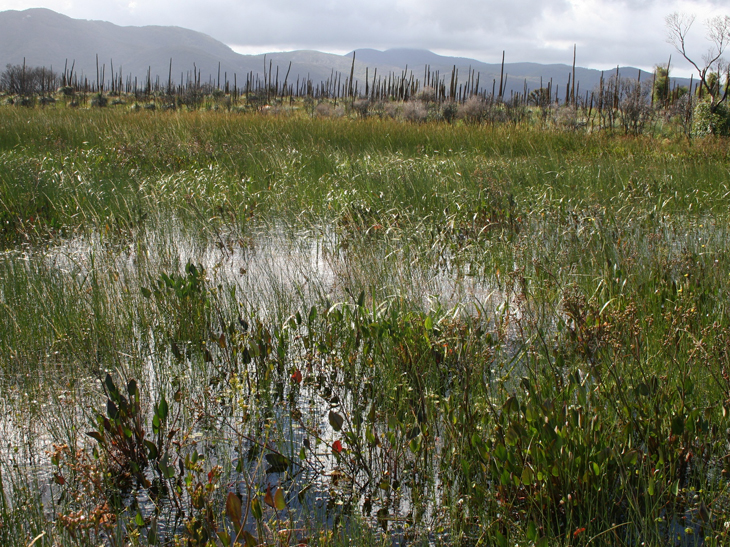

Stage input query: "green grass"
[{"left": 1, "top": 106, "right": 730, "bottom": 546}]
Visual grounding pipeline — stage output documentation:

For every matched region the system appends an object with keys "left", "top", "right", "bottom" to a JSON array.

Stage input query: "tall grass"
[{"left": 1, "top": 107, "right": 730, "bottom": 546}]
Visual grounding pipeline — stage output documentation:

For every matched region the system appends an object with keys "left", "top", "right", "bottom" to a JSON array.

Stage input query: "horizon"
[{"left": 1, "top": 2, "right": 726, "bottom": 79}]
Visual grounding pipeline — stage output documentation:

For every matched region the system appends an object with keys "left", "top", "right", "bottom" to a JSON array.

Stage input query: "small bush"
[
  {"left": 90, "top": 93, "right": 108, "bottom": 108},
  {"left": 402, "top": 100, "right": 428, "bottom": 122},
  {"left": 416, "top": 86, "right": 437, "bottom": 103},
  {"left": 442, "top": 101, "right": 458, "bottom": 123},
  {"left": 314, "top": 102, "right": 332, "bottom": 118},
  {"left": 457, "top": 96, "right": 488, "bottom": 123},
  {"left": 352, "top": 98, "right": 369, "bottom": 118},
  {"left": 692, "top": 100, "right": 730, "bottom": 137},
  {"left": 553, "top": 105, "right": 581, "bottom": 130}
]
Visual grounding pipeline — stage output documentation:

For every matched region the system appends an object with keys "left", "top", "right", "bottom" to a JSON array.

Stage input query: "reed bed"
[{"left": 1, "top": 108, "right": 730, "bottom": 547}]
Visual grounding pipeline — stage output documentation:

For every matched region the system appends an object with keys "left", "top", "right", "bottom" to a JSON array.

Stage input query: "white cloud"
[{"left": 0, "top": 0, "right": 726, "bottom": 74}]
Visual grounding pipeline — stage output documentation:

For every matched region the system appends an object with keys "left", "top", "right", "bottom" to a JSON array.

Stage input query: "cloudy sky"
[{"left": 0, "top": 0, "right": 727, "bottom": 75}]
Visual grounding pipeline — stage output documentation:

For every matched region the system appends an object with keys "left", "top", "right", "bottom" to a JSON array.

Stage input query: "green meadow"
[{"left": 1, "top": 106, "right": 730, "bottom": 546}]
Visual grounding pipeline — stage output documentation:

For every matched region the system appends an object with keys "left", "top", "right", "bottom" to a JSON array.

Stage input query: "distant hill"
[{"left": 0, "top": 8, "right": 690, "bottom": 98}]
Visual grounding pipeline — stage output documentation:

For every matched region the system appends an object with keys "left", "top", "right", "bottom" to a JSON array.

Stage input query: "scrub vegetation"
[{"left": 1, "top": 104, "right": 730, "bottom": 547}]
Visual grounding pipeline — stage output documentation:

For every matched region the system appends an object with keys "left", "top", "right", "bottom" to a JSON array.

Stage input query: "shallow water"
[{"left": 0, "top": 220, "right": 508, "bottom": 544}]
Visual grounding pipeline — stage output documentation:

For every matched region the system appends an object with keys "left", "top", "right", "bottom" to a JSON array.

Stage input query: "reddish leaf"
[
  {"left": 264, "top": 484, "right": 275, "bottom": 507},
  {"left": 291, "top": 369, "right": 302, "bottom": 384},
  {"left": 225, "top": 492, "right": 242, "bottom": 534},
  {"left": 332, "top": 440, "right": 343, "bottom": 454}
]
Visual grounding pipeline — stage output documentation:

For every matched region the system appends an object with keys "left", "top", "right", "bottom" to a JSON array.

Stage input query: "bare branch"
[
  {"left": 666, "top": 12, "right": 730, "bottom": 105},
  {"left": 703, "top": 15, "right": 730, "bottom": 68},
  {"left": 666, "top": 13, "right": 702, "bottom": 74}
]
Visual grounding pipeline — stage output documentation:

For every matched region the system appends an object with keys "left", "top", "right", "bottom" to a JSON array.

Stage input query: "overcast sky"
[{"left": 0, "top": 0, "right": 727, "bottom": 75}]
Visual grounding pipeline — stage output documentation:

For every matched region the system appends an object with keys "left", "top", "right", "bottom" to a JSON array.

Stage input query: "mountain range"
[{"left": 0, "top": 8, "right": 690, "bottom": 98}]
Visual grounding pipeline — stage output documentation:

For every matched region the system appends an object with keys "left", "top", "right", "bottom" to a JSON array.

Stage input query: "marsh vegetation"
[{"left": 1, "top": 107, "right": 730, "bottom": 547}]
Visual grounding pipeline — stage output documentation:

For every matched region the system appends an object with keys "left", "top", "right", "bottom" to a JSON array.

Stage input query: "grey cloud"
[{"left": 0, "top": 0, "right": 721, "bottom": 73}]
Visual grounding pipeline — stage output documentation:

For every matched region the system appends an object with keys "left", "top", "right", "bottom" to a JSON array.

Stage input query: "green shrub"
[
  {"left": 691, "top": 100, "right": 730, "bottom": 137},
  {"left": 90, "top": 93, "right": 108, "bottom": 108}
]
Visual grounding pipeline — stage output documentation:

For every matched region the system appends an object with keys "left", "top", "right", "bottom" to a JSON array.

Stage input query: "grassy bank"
[{"left": 1, "top": 107, "right": 730, "bottom": 546}]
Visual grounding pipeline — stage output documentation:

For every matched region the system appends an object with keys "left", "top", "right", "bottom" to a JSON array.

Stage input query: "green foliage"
[
  {"left": 1, "top": 110, "right": 730, "bottom": 546},
  {"left": 692, "top": 100, "right": 730, "bottom": 136},
  {"left": 653, "top": 65, "right": 670, "bottom": 105}
]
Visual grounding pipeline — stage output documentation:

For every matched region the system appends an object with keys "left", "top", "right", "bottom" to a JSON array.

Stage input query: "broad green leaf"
[
  {"left": 217, "top": 531, "right": 231, "bottom": 547},
  {"left": 243, "top": 531, "right": 257, "bottom": 547},
  {"left": 671, "top": 415, "right": 685, "bottom": 436},
  {"left": 144, "top": 440, "right": 158, "bottom": 460},
  {"left": 251, "top": 497, "right": 263, "bottom": 520},
  {"left": 274, "top": 487, "right": 286, "bottom": 511},
  {"left": 158, "top": 396, "right": 169, "bottom": 422},
  {"left": 328, "top": 411, "right": 344, "bottom": 432},
  {"left": 147, "top": 518, "right": 158, "bottom": 545}
]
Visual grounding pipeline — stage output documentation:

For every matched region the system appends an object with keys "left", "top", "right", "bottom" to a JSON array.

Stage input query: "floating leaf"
[
  {"left": 521, "top": 466, "right": 533, "bottom": 485},
  {"left": 158, "top": 396, "right": 169, "bottom": 422},
  {"left": 106, "top": 400, "right": 119, "bottom": 420},
  {"left": 274, "top": 487, "right": 286, "bottom": 511},
  {"left": 104, "top": 373, "right": 118, "bottom": 398},
  {"left": 308, "top": 305, "right": 317, "bottom": 324},
  {"left": 328, "top": 411, "right": 344, "bottom": 432},
  {"left": 226, "top": 492, "right": 242, "bottom": 532},
  {"left": 145, "top": 440, "right": 158, "bottom": 460},
  {"left": 265, "top": 453, "right": 289, "bottom": 473},
  {"left": 147, "top": 518, "right": 158, "bottom": 545},
  {"left": 264, "top": 484, "right": 275, "bottom": 508}
]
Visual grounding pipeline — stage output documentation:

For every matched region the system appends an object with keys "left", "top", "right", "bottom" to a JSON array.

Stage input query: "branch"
[{"left": 666, "top": 13, "right": 704, "bottom": 75}]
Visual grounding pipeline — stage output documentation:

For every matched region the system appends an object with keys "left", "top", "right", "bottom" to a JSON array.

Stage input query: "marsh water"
[{"left": 0, "top": 218, "right": 509, "bottom": 544}]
